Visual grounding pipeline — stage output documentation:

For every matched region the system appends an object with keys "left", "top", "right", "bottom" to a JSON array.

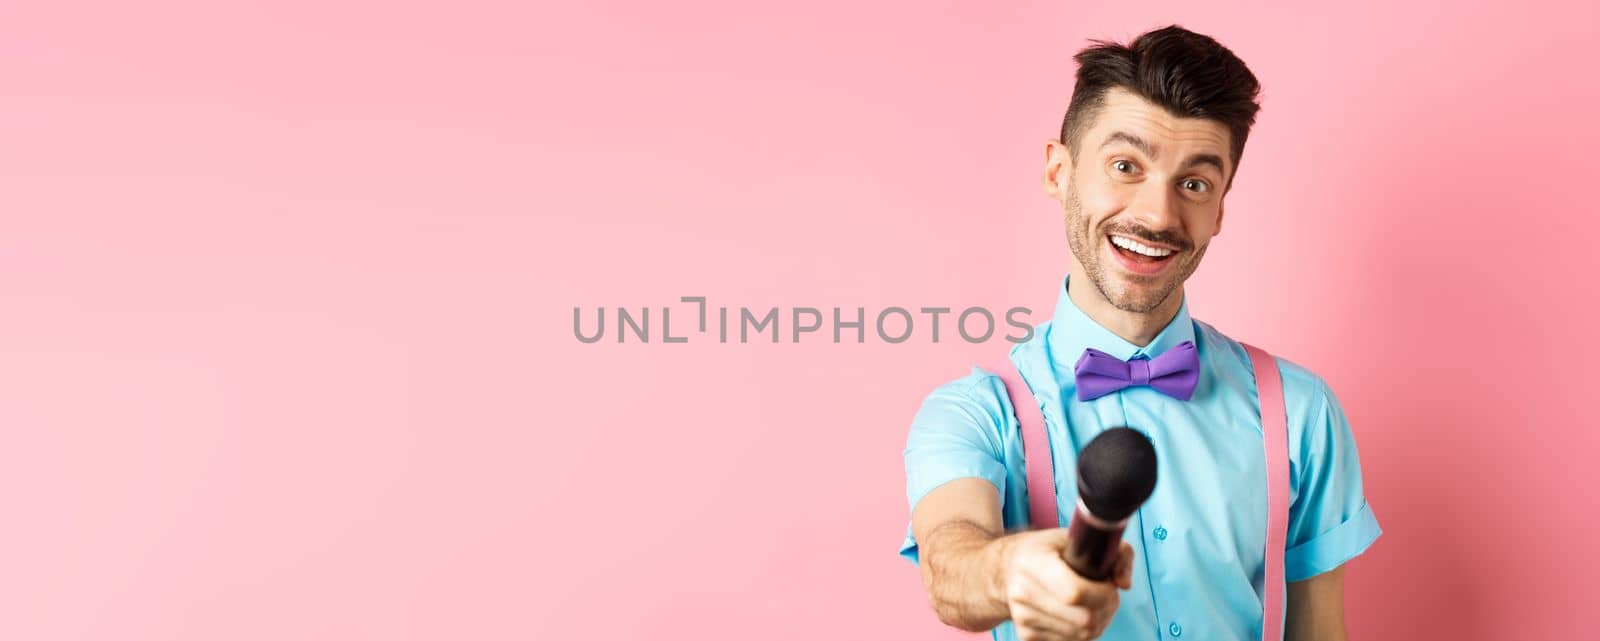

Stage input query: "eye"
[
  {"left": 1182, "top": 178, "right": 1210, "bottom": 194},
  {"left": 1111, "top": 159, "right": 1139, "bottom": 175}
]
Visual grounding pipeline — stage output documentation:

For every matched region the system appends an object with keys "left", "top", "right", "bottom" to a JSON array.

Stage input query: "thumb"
[{"left": 1030, "top": 526, "right": 1074, "bottom": 551}]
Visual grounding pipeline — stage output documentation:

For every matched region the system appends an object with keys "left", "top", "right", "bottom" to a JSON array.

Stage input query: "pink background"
[{"left": 3, "top": 1, "right": 1598, "bottom": 639}]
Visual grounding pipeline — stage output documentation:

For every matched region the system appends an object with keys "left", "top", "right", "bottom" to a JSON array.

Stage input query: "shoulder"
[
  {"left": 915, "top": 366, "right": 1010, "bottom": 424},
  {"left": 905, "top": 365, "right": 1018, "bottom": 453}
]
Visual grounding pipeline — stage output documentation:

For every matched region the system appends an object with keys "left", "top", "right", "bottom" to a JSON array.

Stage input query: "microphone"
[{"left": 1063, "top": 427, "right": 1158, "bottom": 581}]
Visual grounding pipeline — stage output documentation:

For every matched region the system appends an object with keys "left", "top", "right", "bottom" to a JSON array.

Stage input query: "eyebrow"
[{"left": 1099, "top": 131, "right": 1227, "bottom": 176}]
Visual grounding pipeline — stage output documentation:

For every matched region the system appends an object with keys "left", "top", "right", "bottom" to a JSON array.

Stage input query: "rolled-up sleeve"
[
  {"left": 1284, "top": 378, "right": 1382, "bottom": 582},
  {"left": 897, "top": 371, "right": 1009, "bottom": 565}
]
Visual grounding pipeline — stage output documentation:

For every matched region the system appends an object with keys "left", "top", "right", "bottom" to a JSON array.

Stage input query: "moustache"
[{"left": 1101, "top": 223, "right": 1192, "bottom": 252}]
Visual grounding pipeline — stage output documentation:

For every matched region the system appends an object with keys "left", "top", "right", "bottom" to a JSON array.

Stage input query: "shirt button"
[
  {"left": 1169, "top": 622, "right": 1183, "bottom": 637},
  {"left": 1153, "top": 526, "right": 1168, "bottom": 541}
]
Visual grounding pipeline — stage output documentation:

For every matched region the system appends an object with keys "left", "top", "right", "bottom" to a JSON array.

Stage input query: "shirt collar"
[{"left": 1045, "top": 273, "right": 1197, "bottom": 372}]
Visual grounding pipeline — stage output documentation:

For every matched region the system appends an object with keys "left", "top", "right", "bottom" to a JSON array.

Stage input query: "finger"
[
  {"left": 1015, "top": 571, "right": 1094, "bottom": 629},
  {"left": 1018, "top": 548, "right": 1075, "bottom": 588},
  {"left": 1016, "top": 625, "right": 1083, "bottom": 641},
  {"left": 1018, "top": 552, "right": 1092, "bottom": 607},
  {"left": 1019, "top": 550, "right": 1113, "bottom": 610},
  {"left": 1072, "top": 579, "right": 1117, "bottom": 610},
  {"left": 1011, "top": 600, "right": 1090, "bottom": 641},
  {"left": 1013, "top": 596, "right": 1092, "bottom": 641}
]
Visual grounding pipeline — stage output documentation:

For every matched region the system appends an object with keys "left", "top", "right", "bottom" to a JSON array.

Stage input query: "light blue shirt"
[{"left": 899, "top": 274, "right": 1381, "bottom": 641}]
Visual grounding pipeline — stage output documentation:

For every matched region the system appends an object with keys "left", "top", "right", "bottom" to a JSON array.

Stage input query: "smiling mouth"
[{"left": 1106, "top": 234, "right": 1181, "bottom": 274}]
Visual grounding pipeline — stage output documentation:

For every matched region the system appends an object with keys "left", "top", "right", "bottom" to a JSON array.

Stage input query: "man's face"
[{"left": 1045, "top": 87, "right": 1234, "bottom": 314}]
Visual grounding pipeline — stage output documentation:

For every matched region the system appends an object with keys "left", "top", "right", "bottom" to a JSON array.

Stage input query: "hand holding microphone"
[
  {"left": 1001, "top": 427, "right": 1157, "bottom": 641},
  {"left": 999, "top": 529, "right": 1134, "bottom": 641}
]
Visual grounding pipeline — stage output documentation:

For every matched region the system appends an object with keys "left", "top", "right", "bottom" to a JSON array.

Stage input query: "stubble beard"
[{"left": 1062, "top": 181, "right": 1208, "bottom": 315}]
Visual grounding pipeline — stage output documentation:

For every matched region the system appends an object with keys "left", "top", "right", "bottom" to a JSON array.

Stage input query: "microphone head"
[{"left": 1077, "top": 427, "right": 1158, "bottom": 522}]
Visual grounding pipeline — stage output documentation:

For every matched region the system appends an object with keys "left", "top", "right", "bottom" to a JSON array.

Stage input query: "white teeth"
[{"left": 1110, "top": 235, "right": 1174, "bottom": 257}]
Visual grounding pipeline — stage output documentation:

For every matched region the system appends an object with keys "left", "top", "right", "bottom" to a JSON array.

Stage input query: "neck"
[{"left": 1067, "top": 263, "right": 1184, "bottom": 348}]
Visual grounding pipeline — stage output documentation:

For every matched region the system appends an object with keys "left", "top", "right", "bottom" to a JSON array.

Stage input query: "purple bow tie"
[{"left": 1074, "top": 340, "right": 1200, "bottom": 402}]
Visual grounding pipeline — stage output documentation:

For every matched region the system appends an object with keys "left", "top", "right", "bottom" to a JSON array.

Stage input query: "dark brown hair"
[{"left": 1060, "top": 25, "right": 1262, "bottom": 189}]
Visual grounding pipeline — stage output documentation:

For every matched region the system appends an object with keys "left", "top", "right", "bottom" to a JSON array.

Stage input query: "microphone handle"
[{"left": 1063, "top": 506, "right": 1124, "bottom": 582}]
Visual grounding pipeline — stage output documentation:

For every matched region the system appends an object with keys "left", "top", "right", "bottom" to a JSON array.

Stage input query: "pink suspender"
[
  {"left": 990, "top": 342, "right": 1289, "bottom": 641},
  {"left": 1242, "top": 343, "right": 1290, "bottom": 641},
  {"left": 990, "top": 363, "right": 1058, "bottom": 529}
]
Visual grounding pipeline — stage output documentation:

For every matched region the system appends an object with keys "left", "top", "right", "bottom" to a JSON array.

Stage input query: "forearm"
[
  {"left": 919, "top": 519, "right": 1013, "bottom": 631},
  {"left": 1286, "top": 612, "right": 1347, "bottom": 641},
  {"left": 1285, "top": 567, "right": 1348, "bottom": 641}
]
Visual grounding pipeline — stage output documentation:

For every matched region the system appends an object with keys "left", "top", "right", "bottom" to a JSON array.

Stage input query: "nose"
[{"left": 1126, "top": 179, "right": 1183, "bottom": 236}]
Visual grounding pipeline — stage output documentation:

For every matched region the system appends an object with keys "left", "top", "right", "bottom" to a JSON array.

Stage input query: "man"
[{"left": 898, "top": 25, "right": 1381, "bottom": 641}]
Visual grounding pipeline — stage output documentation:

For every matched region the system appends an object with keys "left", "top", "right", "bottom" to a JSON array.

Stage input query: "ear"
[
  {"left": 1213, "top": 199, "right": 1226, "bottom": 237},
  {"left": 1043, "top": 139, "right": 1072, "bottom": 200}
]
